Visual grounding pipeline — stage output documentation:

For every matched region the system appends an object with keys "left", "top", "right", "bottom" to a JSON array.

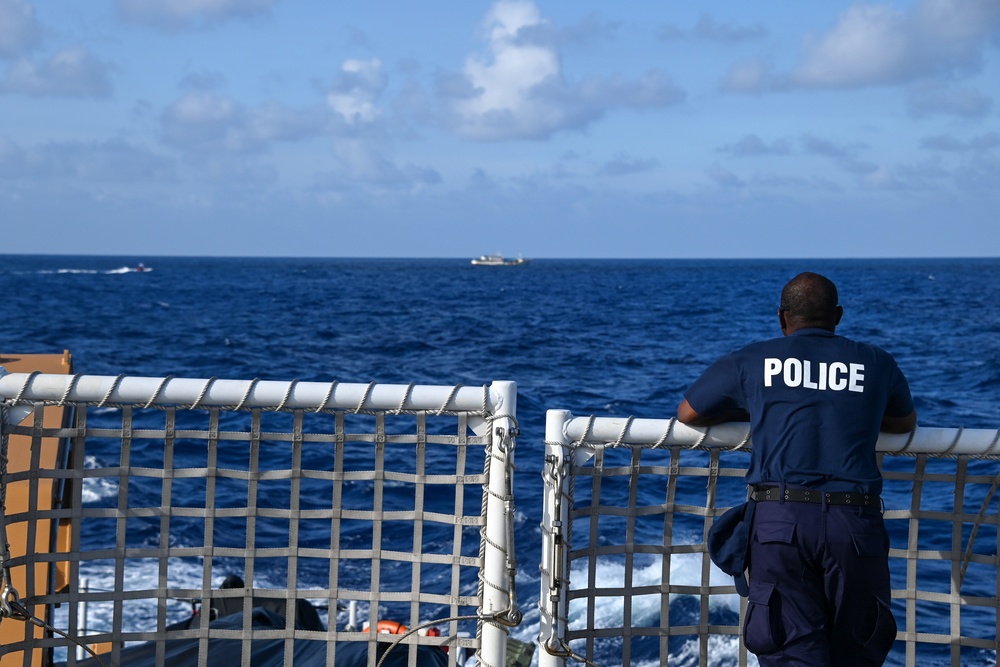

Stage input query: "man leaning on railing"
[{"left": 678, "top": 271, "right": 917, "bottom": 667}]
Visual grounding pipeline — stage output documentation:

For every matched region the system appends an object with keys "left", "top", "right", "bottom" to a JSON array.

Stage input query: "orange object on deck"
[{"left": 376, "top": 619, "right": 409, "bottom": 635}]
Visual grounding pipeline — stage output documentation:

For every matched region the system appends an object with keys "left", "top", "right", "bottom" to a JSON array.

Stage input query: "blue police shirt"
[{"left": 684, "top": 328, "right": 914, "bottom": 495}]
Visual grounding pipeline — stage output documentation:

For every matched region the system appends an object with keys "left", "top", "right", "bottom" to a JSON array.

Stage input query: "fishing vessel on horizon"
[{"left": 470, "top": 254, "right": 530, "bottom": 266}]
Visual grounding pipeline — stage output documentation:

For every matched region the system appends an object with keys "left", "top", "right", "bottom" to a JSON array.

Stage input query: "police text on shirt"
[{"left": 763, "top": 358, "right": 864, "bottom": 392}]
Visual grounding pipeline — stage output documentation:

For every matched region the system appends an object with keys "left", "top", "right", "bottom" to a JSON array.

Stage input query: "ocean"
[{"left": 1, "top": 255, "right": 998, "bottom": 666}]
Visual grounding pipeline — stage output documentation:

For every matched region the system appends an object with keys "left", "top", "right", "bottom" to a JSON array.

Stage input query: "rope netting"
[
  {"left": 0, "top": 376, "right": 520, "bottom": 667},
  {"left": 539, "top": 414, "right": 1000, "bottom": 667}
]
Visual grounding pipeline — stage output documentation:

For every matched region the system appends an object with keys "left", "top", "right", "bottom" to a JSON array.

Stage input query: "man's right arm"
[
  {"left": 677, "top": 398, "right": 750, "bottom": 426},
  {"left": 881, "top": 409, "right": 917, "bottom": 434},
  {"left": 882, "top": 359, "right": 916, "bottom": 434},
  {"left": 677, "top": 399, "right": 704, "bottom": 425},
  {"left": 677, "top": 354, "right": 749, "bottom": 426}
]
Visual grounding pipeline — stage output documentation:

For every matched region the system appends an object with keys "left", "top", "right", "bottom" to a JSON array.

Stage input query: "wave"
[
  {"left": 26, "top": 266, "right": 152, "bottom": 275},
  {"left": 81, "top": 455, "right": 118, "bottom": 504}
]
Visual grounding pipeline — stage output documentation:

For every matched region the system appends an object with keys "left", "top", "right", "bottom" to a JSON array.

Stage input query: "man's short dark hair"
[{"left": 780, "top": 272, "right": 839, "bottom": 325}]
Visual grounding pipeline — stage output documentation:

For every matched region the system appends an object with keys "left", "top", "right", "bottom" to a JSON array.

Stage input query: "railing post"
[
  {"left": 481, "top": 380, "right": 518, "bottom": 667},
  {"left": 538, "top": 409, "right": 573, "bottom": 667}
]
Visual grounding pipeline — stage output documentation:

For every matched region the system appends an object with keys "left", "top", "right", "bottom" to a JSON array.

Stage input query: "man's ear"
[
  {"left": 834, "top": 305, "right": 844, "bottom": 326},
  {"left": 778, "top": 308, "right": 789, "bottom": 335}
]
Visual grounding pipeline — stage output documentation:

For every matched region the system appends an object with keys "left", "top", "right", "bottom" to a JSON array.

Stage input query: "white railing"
[
  {"left": 539, "top": 410, "right": 1000, "bottom": 667},
  {"left": 0, "top": 372, "right": 520, "bottom": 667}
]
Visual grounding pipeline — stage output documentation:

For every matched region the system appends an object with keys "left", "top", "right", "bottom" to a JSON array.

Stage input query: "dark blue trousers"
[{"left": 743, "top": 499, "right": 897, "bottom": 666}]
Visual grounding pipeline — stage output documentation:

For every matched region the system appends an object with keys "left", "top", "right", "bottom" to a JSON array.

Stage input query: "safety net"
[
  {"left": 538, "top": 412, "right": 1000, "bottom": 667},
  {"left": 0, "top": 375, "right": 520, "bottom": 667}
]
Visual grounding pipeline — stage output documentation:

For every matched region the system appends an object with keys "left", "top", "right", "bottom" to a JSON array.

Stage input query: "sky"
[{"left": 1, "top": 0, "right": 998, "bottom": 259}]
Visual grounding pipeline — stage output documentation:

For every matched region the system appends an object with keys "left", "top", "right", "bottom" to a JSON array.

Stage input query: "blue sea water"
[{"left": 1, "top": 255, "right": 998, "bottom": 666}]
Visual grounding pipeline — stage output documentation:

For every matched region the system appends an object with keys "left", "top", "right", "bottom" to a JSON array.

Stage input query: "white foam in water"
[
  {"left": 51, "top": 558, "right": 344, "bottom": 657},
  {"left": 51, "top": 557, "right": 205, "bottom": 662},
  {"left": 50, "top": 550, "right": 353, "bottom": 653},
  {"left": 507, "top": 544, "right": 744, "bottom": 666},
  {"left": 81, "top": 455, "right": 118, "bottom": 503},
  {"left": 671, "top": 634, "right": 759, "bottom": 667},
  {"left": 565, "top": 552, "right": 740, "bottom": 629}
]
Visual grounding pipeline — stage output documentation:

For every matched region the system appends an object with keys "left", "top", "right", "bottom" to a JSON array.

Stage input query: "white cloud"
[
  {"left": 454, "top": 2, "right": 558, "bottom": 131},
  {"left": 472, "top": 3, "right": 557, "bottom": 100},
  {"left": 860, "top": 165, "right": 906, "bottom": 190},
  {"left": 161, "top": 91, "right": 325, "bottom": 154},
  {"left": 162, "top": 91, "right": 240, "bottom": 146},
  {"left": 793, "top": 4, "right": 914, "bottom": 88},
  {"left": 326, "top": 59, "right": 387, "bottom": 125},
  {"left": 0, "top": 134, "right": 174, "bottom": 182},
  {"left": 724, "top": 0, "right": 1000, "bottom": 94},
  {"left": 116, "top": 0, "right": 276, "bottom": 31},
  {"left": 0, "top": 47, "right": 111, "bottom": 97},
  {"left": 0, "top": 0, "right": 41, "bottom": 57},
  {"left": 798, "top": 0, "right": 1000, "bottom": 87},
  {"left": 719, "top": 58, "right": 772, "bottom": 93},
  {"left": 446, "top": 0, "right": 683, "bottom": 141},
  {"left": 326, "top": 139, "right": 441, "bottom": 191}
]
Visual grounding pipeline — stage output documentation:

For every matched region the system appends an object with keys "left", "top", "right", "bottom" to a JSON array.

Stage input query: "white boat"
[{"left": 471, "top": 254, "right": 530, "bottom": 266}]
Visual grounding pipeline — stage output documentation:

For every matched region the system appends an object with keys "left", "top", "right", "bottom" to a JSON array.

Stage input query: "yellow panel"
[{"left": 0, "top": 352, "right": 73, "bottom": 667}]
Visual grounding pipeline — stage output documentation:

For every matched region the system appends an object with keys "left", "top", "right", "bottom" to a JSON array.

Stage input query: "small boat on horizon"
[{"left": 471, "top": 254, "right": 530, "bottom": 266}]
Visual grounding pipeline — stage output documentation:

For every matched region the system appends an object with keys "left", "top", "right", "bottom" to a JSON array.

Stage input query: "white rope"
[
  {"left": 314, "top": 380, "right": 337, "bottom": 412},
  {"left": 142, "top": 375, "right": 175, "bottom": 409},
  {"left": 434, "top": 384, "right": 462, "bottom": 416},
  {"left": 353, "top": 381, "right": 375, "bottom": 414},
  {"left": 234, "top": 378, "right": 259, "bottom": 411},
  {"left": 981, "top": 429, "right": 1000, "bottom": 457},
  {"left": 610, "top": 416, "right": 634, "bottom": 447},
  {"left": 11, "top": 372, "right": 40, "bottom": 404},
  {"left": 96, "top": 374, "right": 125, "bottom": 408},
  {"left": 187, "top": 376, "right": 217, "bottom": 410},
  {"left": 651, "top": 418, "right": 675, "bottom": 449},
  {"left": 392, "top": 383, "right": 414, "bottom": 415},
  {"left": 275, "top": 379, "right": 298, "bottom": 411},
  {"left": 942, "top": 426, "right": 964, "bottom": 456},
  {"left": 728, "top": 426, "right": 752, "bottom": 451},
  {"left": 57, "top": 374, "right": 81, "bottom": 406},
  {"left": 572, "top": 415, "right": 595, "bottom": 448}
]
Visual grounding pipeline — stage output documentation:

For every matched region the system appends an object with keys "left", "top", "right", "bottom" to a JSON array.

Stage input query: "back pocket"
[
  {"left": 743, "top": 579, "right": 784, "bottom": 655},
  {"left": 755, "top": 521, "right": 795, "bottom": 545}
]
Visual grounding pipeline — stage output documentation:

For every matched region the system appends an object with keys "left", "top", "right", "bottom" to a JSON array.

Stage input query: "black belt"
[{"left": 750, "top": 485, "right": 880, "bottom": 507}]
